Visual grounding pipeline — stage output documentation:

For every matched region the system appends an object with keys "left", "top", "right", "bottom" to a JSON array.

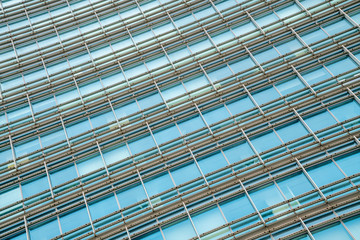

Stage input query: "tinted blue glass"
[
  {"left": 253, "top": 47, "right": 280, "bottom": 63},
  {"left": 77, "top": 155, "right": 104, "bottom": 176},
  {"left": 211, "top": 30, "right": 235, "bottom": 45},
  {"left": 137, "top": 93, "right": 163, "bottom": 110},
  {"left": 303, "top": 111, "right": 337, "bottom": 132},
  {"left": 153, "top": 125, "right": 181, "bottom": 145},
  {"left": 189, "top": 39, "right": 212, "bottom": 53},
  {"left": 223, "top": 142, "right": 254, "bottom": 164},
  {"left": 102, "top": 145, "right": 130, "bottom": 165},
  {"left": 276, "top": 4, "right": 301, "bottom": 19},
  {"left": 322, "top": 19, "right": 352, "bottom": 36},
  {"left": 0, "top": 187, "right": 22, "bottom": 209},
  {"left": 22, "top": 176, "right": 49, "bottom": 198},
  {"left": 299, "top": 0, "right": 324, "bottom": 8},
  {"left": 90, "top": 111, "right": 116, "bottom": 129},
  {"left": 89, "top": 195, "right": 119, "bottom": 220},
  {"left": 277, "top": 173, "right": 313, "bottom": 199},
  {"left": 101, "top": 72, "right": 125, "bottom": 87},
  {"left": 207, "top": 66, "right": 233, "bottom": 82},
  {"left": 197, "top": 152, "right": 228, "bottom": 174},
  {"left": 161, "top": 84, "right": 186, "bottom": 101},
  {"left": 311, "top": 223, "right": 352, "bottom": 240},
  {"left": 275, "top": 77, "right": 305, "bottom": 96},
  {"left": 325, "top": 58, "right": 358, "bottom": 76},
  {"left": 300, "top": 28, "right": 328, "bottom": 45},
  {"left": 29, "top": 219, "right": 60, "bottom": 240},
  {"left": 252, "top": 87, "right": 281, "bottom": 105},
  {"left": 0, "top": 148, "right": 13, "bottom": 165},
  {"left": 178, "top": 116, "right": 205, "bottom": 135},
  {"left": 249, "top": 183, "right": 284, "bottom": 210},
  {"left": 276, "top": 121, "right": 308, "bottom": 142},
  {"left": 50, "top": 164, "right": 78, "bottom": 187},
  {"left": 344, "top": 216, "right": 360, "bottom": 239},
  {"left": 7, "top": 105, "right": 31, "bottom": 122},
  {"left": 125, "top": 64, "right": 147, "bottom": 79},
  {"left": 14, "top": 138, "right": 41, "bottom": 157},
  {"left": 250, "top": 131, "right": 282, "bottom": 153},
  {"left": 191, "top": 207, "right": 226, "bottom": 235},
  {"left": 133, "top": 230, "right": 163, "bottom": 240},
  {"left": 301, "top": 67, "right": 332, "bottom": 85},
  {"left": 255, "top": 13, "right": 279, "bottom": 27},
  {"left": 163, "top": 218, "right": 196, "bottom": 240},
  {"left": 183, "top": 75, "right": 209, "bottom": 91},
  {"left": 220, "top": 195, "right": 254, "bottom": 222},
  {"left": 114, "top": 101, "right": 139, "bottom": 119},
  {"left": 168, "top": 47, "right": 191, "bottom": 62},
  {"left": 335, "top": 151, "right": 360, "bottom": 176},
  {"left": 202, "top": 106, "right": 230, "bottom": 125},
  {"left": 171, "top": 162, "right": 201, "bottom": 185},
  {"left": 307, "top": 161, "right": 345, "bottom": 187},
  {"left": 146, "top": 55, "right": 169, "bottom": 70},
  {"left": 60, "top": 207, "right": 90, "bottom": 233},
  {"left": 41, "top": 130, "right": 66, "bottom": 148},
  {"left": 66, "top": 120, "right": 92, "bottom": 139},
  {"left": 117, "top": 184, "right": 147, "bottom": 208},
  {"left": 128, "top": 134, "right": 156, "bottom": 155},
  {"left": 229, "top": 57, "right": 255, "bottom": 73},
  {"left": 330, "top": 101, "right": 360, "bottom": 122},
  {"left": 226, "top": 97, "right": 255, "bottom": 115},
  {"left": 275, "top": 39, "right": 303, "bottom": 55},
  {"left": 144, "top": 173, "right": 174, "bottom": 196}
]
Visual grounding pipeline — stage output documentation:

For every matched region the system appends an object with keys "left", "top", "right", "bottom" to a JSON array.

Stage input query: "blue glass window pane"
[
  {"left": 223, "top": 142, "right": 254, "bottom": 164},
  {"left": 220, "top": 195, "right": 254, "bottom": 222},
  {"left": 22, "top": 176, "right": 49, "bottom": 199},
  {"left": 311, "top": 223, "right": 352, "bottom": 240},
  {"left": 24, "top": 68, "right": 47, "bottom": 83},
  {"left": 275, "top": 77, "right": 305, "bottom": 96},
  {"left": 197, "top": 152, "right": 228, "bottom": 174},
  {"left": 171, "top": 162, "right": 201, "bottom": 185},
  {"left": 128, "top": 134, "right": 155, "bottom": 155},
  {"left": 168, "top": 47, "right": 191, "bottom": 62},
  {"left": 29, "top": 219, "right": 60, "bottom": 240},
  {"left": 77, "top": 155, "right": 104, "bottom": 176},
  {"left": 335, "top": 151, "right": 360, "bottom": 176},
  {"left": 275, "top": 38, "right": 303, "bottom": 55},
  {"left": 206, "top": 65, "right": 233, "bottom": 82},
  {"left": 189, "top": 39, "right": 213, "bottom": 53},
  {"left": 100, "top": 14, "right": 121, "bottom": 26},
  {"left": 66, "top": 120, "right": 92, "bottom": 138},
  {"left": 134, "top": 230, "right": 163, "bottom": 240},
  {"left": 226, "top": 97, "right": 255, "bottom": 115},
  {"left": 192, "top": 207, "right": 226, "bottom": 235},
  {"left": 7, "top": 105, "right": 31, "bottom": 122},
  {"left": 215, "top": 0, "right": 237, "bottom": 11},
  {"left": 114, "top": 101, "right": 139, "bottom": 119},
  {"left": 152, "top": 23, "right": 174, "bottom": 36},
  {"left": 90, "top": 111, "right": 116, "bottom": 129},
  {"left": 0, "top": 148, "right": 13, "bottom": 165},
  {"left": 101, "top": 72, "right": 125, "bottom": 87},
  {"left": 249, "top": 183, "right": 284, "bottom": 210},
  {"left": 277, "top": 173, "right": 313, "bottom": 199},
  {"left": 326, "top": 57, "right": 358, "bottom": 76},
  {"left": 102, "top": 145, "right": 130, "bottom": 165},
  {"left": 120, "top": 7, "right": 141, "bottom": 19},
  {"left": 307, "top": 161, "right": 345, "bottom": 187},
  {"left": 202, "top": 106, "right": 230, "bottom": 125},
  {"left": 301, "top": 67, "right": 331, "bottom": 85},
  {"left": 250, "top": 131, "right": 282, "bottom": 153},
  {"left": 146, "top": 55, "right": 169, "bottom": 70},
  {"left": 232, "top": 21, "right": 257, "bottom": 36},
  {"left": 276, "top": 121, "right": 308, "bottom": 142},
  {"left": 111, "top": 38, "right": 133, "bottom": 52},
  {"left": 153, "top": 125, "right": 181, "bottom": 145},
  {"left": 330, "top": 101, "right": 360, "bottom": 122},
  {"left": 79, "top": 81, "right": 102, "bottom": 96},
  {"left": 276, "top": 4, "right": 301, "bottom": 19},
  {"left": 252, "top": 87, "right": 281, "bottom": 105},
  {"left": 41, "top": 130, "right": 66, "bottom": 148},
  {"left": 144, "top": 173, "right": 174, "bottom": 197},
  {"left": 194, "top": 7, "right": 216, "bottom": 19},
  {"left": 32, "top": 97, "right": 56, "bottom": 113},
  {"left": 68, "top": 53, "right": 91, "bottom": 67},
  {"left": 229, "top": 57, "right": 255, "bottom": 74},
  {"left": 50, "top": 164, "right": 78, "bottom": 187},
  {"left": 303, "top": 111, "right": 337, "bottom": 132},
  {"left": 183, "top": 75, "right": 209, "bottom": 92},
  {"left": 132, "top": 30, "right": 154, "bottom": 44},
  {"left": 89, "top": 195, "right": 118, "bottom": 220},
  {"left": 211, "top": 30, "right": 234, "bottom": 45},
  {"left": 161, "top": 84, "right": 186, "bottom": 101},
  {"left": 9, "top": 233, "right": 27, "bottom": 240},
  {"left": 322, "top": 19, "right": 352, "bottom": 36},
  {"left": 0, "top": 187, "right": 22, "bottom": 209},
  {"left": 56, "top": 89, "right": 79, "bottom": 105},
  {"left": 299, "top": 0, "right": 324, "bottom": 8},
  {"left": 350, "top": 12, "right": 360, "bottom": 24},
  {"left": 174, "top": 14, "right": 196, "bottom": 28},
  {"left": 300, "top": 28, "right": 328, "bottom": 45},
  {"left": 163, "top": 218, "right": 196, "bottom": 240},
  {"left": 60, "top": 207, "right": 90, "bottom": 233},
  {"left": 125, "top": 64, "right": 147, "bottom": 79},
  {"left": 253, "top": 47, "right": 280, "bottom": 63},
  {"left": 344, "top": 216, "right": 360, "bottom": 239},
  {"left": 254, "top": 13, "right": 279, "bottom": 27},
  {"left": 117, "top": 184, "right": 147, "bottom": 208},
  {"left": 178, "top": 116, "right": 205, "bottom": 135},
  {"left": 137, "top": 93, "right": 163, "bottom": 110},
  {"left": 14, "top": 138, "right": 41, "bottom": 157}
]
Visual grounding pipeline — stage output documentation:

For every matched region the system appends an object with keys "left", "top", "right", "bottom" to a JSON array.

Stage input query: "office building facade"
[{"left": 0, "top": 0, "right": 360, "bottom": 239}]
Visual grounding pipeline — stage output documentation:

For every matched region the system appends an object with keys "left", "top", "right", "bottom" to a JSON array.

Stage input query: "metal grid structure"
[{"left": 0, "top": 0, "right": 360, "bottom": 239}]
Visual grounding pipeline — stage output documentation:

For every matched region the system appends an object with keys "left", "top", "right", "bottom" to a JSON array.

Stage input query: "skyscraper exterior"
[{"left": 1, "top": 0, "right": 360, "bottom": 239}]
